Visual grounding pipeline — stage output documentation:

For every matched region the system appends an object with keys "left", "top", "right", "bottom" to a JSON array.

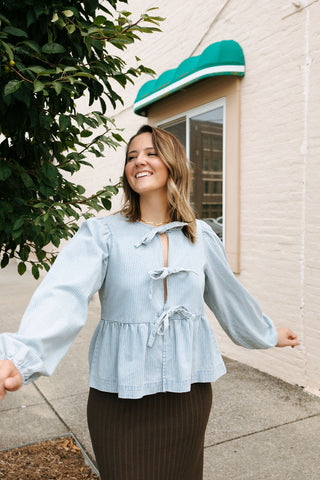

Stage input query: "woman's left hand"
[{"left": 276, "top": 327, "right": 300, "bottom": 348}]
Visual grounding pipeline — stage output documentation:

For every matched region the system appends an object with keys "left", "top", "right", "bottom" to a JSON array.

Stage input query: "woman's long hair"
[{"left": 120, "top": 124, "right": 197, "bottom": 243}]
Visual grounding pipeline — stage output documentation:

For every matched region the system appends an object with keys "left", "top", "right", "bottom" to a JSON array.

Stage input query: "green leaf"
[
  {"left": 0, "top": 13, "right": 10, "bottom": 25},
  {"left": 32, "top": 264, "right": 40, "bottom": 279},
  {"left": 18, "top": 262, "right": 27, "bottom": 275},
  {"left": 41, "top": 43, "right": 66, "bottom": 54},
  {"left": 83, "top": 116, "right": 98, "bottom": 128},
  {"left": 62, "top": 10, "right": 74, "bottom": 17},
  {"left": 106, "top": 185, "right": 119, "bottom": 195},
  {"left": 42, "top": 161, "right": 58, "bottom": 180},
  {"left": 75, "top": 72, "right": 96, "bottom": 79},
  {"left": 51, "top": 234, "right": 60, "bottom": 248},
  {"left": 101, "top": 197, "right": 111, "bottom": 210},
  {"left": 26, "top": 9, "right": 36, "bottom": 27},
  {"left": 3, "top": 26, "right": 28, "bottom": 37},
  {"left": 56, "top": 18, "right": 66, "bottom": 28},
  {"left": 99, "top": 96, "right": 106, "bottom": 114},
  {"left": 87, "top": 25, "right": 101, "bottom": 35},
  {"left": 4, "top": 80, "right": 21, "bottom": 96},
  {"left": 0, "top": 163, "right": 12, "bottom": 181},
  {"left": 21, "top": 171, "right": 34, "bottom": 187},
  {"left": 12, "top": 217, "right": 24, "bottom": 231},
  {"left": 59, "top": 114, "right": 71, "bottom": 131},
  {"left": 34, "top": 80, "right": 45, "bottom": 92},
  {"left": 0, "top": 40, "right": 14, "bottom": 61},
  {"left": 1, "top": 253, "right": 9, "bottom": 269},
  {"left": 75, "top": 113, "right": 85, "bottom": 127},
  {"left": 119, "top": 11, "right": 132, "bottom": 17},
  {"left": 146, "top": 7, "right": 161, "bottom": 12},
  {"left": 51, "top": 12, "right": 59, "bottom": 22},
  {"left": 80, "top": 130, "right": 93, "bottom": 137},
  {"left": 112, "top": 132, "right": 124, "bottom": 142},
  {"left": 63, "top": 66, "right": 77, "bottom": 72},
  {"left": 94, "top": 15, "right": 107, "bottom": 25},
  {"left": 66, "top": 24, "right": 76, "bottom": 34},
  {"left": 36, "top": 249, "right": 46, "bottom": 262},
  {"left": 21, "top": 40, "right": 41, "bottom": 54},
  {"left": 53, "top": 82, "right": 63, "bottom": 94},
  {"left": 12, "top": 228, "right": 24, "bottom": 240},
  {"left": 29, "top": 66, "right": 50, "bottom": 74},
  {"left": 43, "top": 263, "right": 51, "bottom": 272},
  {"left": 19, "top": 245, "right": 30, "bottom": 262}
]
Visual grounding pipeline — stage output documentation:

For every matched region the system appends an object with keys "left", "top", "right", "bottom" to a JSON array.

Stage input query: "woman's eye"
[
  {"left": 148, "top": 153, "right": 156, "bottom": 156},
  {"left": 127, "top": 156, "right": 136, "bottom": 162}
]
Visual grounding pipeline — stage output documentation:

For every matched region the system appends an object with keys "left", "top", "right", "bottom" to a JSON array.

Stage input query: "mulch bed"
[{"left": 0, "top": 436, "right": 99, "bottom": 480}]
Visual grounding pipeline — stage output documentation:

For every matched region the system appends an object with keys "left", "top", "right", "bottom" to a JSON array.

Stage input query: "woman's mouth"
[{"left": 135, "top": 171, "right": 153, "bottom": 179}]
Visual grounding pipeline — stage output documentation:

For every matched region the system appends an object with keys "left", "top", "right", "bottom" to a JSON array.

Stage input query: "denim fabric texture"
[{"left": 0, "top": 214, "right": 278, "bottom": 399}]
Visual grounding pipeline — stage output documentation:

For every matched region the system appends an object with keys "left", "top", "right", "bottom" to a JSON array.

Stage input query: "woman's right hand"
[{"left": 0, "top": 360, "right": 23, "bottom": 401}]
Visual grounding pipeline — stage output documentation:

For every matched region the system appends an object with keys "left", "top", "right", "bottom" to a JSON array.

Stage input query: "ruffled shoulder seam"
[
  {"left": 196, "top": 219, "right": 219, "bottom": 241},
  {"left": 81, "top": 217, "right": 113, "bottom": 257}
]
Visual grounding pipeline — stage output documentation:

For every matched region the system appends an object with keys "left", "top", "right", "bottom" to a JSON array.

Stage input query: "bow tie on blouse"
[
  {"left": 147, "top": 305, "right": 196, "bottom": 347},
  {"left": 148, "top": 266, "right": 198, "bottom": 300},
  {"left": 135, "top": 222, "right": 188, "bottom": 247}
]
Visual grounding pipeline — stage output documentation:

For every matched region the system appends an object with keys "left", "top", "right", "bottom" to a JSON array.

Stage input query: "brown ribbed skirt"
[{"left": 87, "top": 383, "right": 212, "bottom": 480}]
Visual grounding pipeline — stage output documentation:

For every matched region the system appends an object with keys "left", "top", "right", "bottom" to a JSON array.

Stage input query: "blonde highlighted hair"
[{"left": 120, "top": 124, "right": 197, "bottom": 242}]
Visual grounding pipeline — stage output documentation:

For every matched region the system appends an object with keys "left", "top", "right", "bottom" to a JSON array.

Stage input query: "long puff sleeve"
[
  {"left": 201, "top": 221, "right": 278, "bottom": 349},
  {"left": 0, "top": 218, "right": 110, "bottom": 383}
]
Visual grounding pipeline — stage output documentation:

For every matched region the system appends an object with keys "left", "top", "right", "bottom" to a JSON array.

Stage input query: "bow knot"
[
  {"left": 135, "top": 222, "right": 188, "bottom": 248},
  {"left": 148, "top": 266, "right": 198, "bottom": 299},
  {"left": 147, "top": 306, "right": 194, "bottom": 347}
]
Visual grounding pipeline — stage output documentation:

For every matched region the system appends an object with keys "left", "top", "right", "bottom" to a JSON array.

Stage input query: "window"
[{"left": 159, "top": 100, "right": 225, "bottom": 241}]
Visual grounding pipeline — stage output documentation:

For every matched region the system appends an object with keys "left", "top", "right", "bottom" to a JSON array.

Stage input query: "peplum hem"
[
  {"left": 88, "top": 311, "right": 226, "bottom": 399},
  {"left": 88, "top": 364, "right": 226, "bottom": 399}
]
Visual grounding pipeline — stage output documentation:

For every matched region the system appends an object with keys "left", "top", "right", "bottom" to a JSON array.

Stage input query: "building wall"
[{"left": 75, "top": 0, "right": 320, "bottom": 395}]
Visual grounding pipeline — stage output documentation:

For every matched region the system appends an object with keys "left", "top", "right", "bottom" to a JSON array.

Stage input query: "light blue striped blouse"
[{"left": 0, "top": 214, "right": 278, "bottom": 399}]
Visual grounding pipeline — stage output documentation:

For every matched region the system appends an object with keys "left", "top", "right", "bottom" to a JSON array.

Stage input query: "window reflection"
[
  {"left": 160, "top": 106, "right": 224, "bottom": 240},
  {"left": 189, "top": 107, "right": 223, "bottom": 239},
  {"left": 161, "top": 119, "right": 186, "bottom": 148}
]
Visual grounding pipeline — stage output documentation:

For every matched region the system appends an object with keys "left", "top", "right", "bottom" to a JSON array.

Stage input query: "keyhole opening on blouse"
[{"left": 160, "top": 233, "right": 168, "bottom": 304}]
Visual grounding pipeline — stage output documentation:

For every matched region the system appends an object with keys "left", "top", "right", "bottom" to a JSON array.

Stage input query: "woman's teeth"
[{"left": 136, "top": 172, "right": 152, "bottom": 178}]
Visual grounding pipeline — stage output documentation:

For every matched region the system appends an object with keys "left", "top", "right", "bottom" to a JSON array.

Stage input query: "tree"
[{"left": 0, "top": 0, "right": 163, "bottom": 278}]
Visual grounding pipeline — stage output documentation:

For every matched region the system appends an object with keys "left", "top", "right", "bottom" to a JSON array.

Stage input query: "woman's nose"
[{"left": 135, "top": 153, "right": 147, "bottom": 165}]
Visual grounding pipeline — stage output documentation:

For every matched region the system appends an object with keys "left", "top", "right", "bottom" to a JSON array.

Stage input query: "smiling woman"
[{"left": 0, "top": 124, "right": 299, "bottom": 480}]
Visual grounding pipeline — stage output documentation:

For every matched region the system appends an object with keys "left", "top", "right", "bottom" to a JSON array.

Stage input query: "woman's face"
[{"left": 125, "top": 132, "right": 169, "bottom": 196}]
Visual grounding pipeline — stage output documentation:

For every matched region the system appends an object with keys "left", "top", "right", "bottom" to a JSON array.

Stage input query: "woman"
[{"left": 0, "top": 125, "right": 299, "bottom": 479}]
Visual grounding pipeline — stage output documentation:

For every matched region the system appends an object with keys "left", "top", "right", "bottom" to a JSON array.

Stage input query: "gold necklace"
[{"left": 140, "top": 217, "right": 170, "bottom": 227}]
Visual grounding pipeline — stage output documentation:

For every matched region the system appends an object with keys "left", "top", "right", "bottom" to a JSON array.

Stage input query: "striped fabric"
[
  {"left": 87, "top": 383, "right": 212, "bottom": 480},
  {"left": 1, "top": 215, "right": 278, "bottom": 395}
]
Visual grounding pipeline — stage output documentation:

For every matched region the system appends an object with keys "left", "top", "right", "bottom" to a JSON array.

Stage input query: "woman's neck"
[{"left": 139, "top": 193, "right": 170, "bottom": 225}]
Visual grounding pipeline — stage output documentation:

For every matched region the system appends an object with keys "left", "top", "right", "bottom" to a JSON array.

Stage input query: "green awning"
[{"left": 134, "top": 40, "right": 245, "bottom": 117}]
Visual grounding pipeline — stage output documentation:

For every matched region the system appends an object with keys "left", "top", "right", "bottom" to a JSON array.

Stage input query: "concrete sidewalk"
[{"left": 1, "top": 263, "right": 320, "bottom": 479}]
